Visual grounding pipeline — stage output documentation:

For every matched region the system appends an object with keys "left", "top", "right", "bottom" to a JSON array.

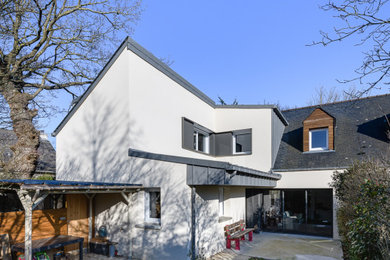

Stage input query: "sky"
[{"left": 43, "top": 0, "right": 389, "bottom": 146}]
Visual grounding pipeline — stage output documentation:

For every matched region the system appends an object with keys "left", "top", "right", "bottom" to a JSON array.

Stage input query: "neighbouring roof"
[
  {"left": 52, "top": 37, "right": 287, "bottom": 136},
  {"left": 273, "top": 94, "right": 390, "bottom": 171},
  {"left": 0, "top": 129, "right": 56, "bottom": 174}
]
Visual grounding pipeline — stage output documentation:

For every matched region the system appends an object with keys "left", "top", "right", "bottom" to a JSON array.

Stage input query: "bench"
[{"left": 224, "top": 220, "right": 254, "bottom": 250}]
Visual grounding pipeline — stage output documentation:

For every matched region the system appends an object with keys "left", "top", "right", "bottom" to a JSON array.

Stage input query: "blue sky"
[{"left": 44, "top": 0, "right": 388, "bottom": 145}]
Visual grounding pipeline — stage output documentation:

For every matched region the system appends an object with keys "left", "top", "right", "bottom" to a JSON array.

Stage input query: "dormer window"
[
  {"left": 309, "top": 128, "right": 328, "bottom": 151},
  {"left": 303, "top": 108, "right": 335, "bottom": 152}
]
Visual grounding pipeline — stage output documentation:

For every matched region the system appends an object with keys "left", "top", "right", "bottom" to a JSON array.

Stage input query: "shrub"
[{"left": 331, "top": 160, "right": 390, "bottom": 260}]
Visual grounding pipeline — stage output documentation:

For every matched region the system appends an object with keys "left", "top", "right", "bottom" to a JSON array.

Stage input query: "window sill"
[
  {"left": 232, "top": 152, "right": 252, "bottom": 156},
  {"left": 135, "top": 223, "right": 161, "bottom": 230},
  {"left": 218, "top": 216, "right": 232, "bottom": 223},
  {"left": 303, "top": 150, "right": 335, "bottom": 154}
]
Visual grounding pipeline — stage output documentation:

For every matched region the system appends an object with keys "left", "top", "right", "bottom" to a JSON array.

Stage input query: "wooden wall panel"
[
  {"left": 303, "top": 108, "right": 334, "bottom": 152},
  {"left": 66, "top": 194, "right": 88, "bottom": 249},
  {"left": 0, "top": 209, "right": 67, "bottom": 243}
]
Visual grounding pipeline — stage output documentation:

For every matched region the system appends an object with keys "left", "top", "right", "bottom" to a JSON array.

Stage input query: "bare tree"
[
  {"left": 307, "top": 86, "right": 360, "bottom": 105},
  {"left": 0, "top": 0, "right": 142, "bottom": 178},
  {"left": 217, "top": 96, "right": 238, "bottom": 105},
  {"left": 312, "top": 0, "right": 390, "bottom": 96}
]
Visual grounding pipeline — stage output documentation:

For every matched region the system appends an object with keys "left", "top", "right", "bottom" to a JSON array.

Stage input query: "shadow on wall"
[
  {"left": 56, "top": 94, "right": 222, "bottom": 259},
  {"left": 127, "top": 159, "right": 219, "bottom": 259},
  {"left": 57, "top": 93, "right": 143, "bottom": 183},
  {"left": 282, "top": 127, "right": 303, "bottom": 152}
]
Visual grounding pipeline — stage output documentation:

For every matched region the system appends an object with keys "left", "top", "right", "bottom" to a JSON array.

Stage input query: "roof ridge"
[{"left": 282, "top": 93, "right": 390, "bottom": 112}]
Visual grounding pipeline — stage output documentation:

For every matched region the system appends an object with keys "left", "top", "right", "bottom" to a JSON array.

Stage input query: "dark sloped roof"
[
  {"left": 0, "top": 129, "right": 56, "bottom": 173},
  {"left": 274, "top": 94, "right": 390, "bottom": 171}
]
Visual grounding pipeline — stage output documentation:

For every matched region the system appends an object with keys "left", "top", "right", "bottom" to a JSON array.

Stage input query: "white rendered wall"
[
  {"left": 274, "top": 169, "right": 344, "bottom": 239},
  {"left": 195, "top": 186, "right": 246, "bottom": 258},
  {"left": 56, "top": 47, "right": 131, "bottom": 182},
  {"left": 127, "top": 159, "right": 192, "bottom": 260},
  {"left": 127, "top": 50, "right": 215, "bottom": 161},
  {"left": 214, "top": 109, "right": 274, "bottom": 171},
  {"left": 55, "top": 45, "right": 286, "bottom": 259}
]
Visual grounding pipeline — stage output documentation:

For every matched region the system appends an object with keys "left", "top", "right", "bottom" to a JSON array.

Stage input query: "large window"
[
  {"left": 246, "top": 189, "right": 333, "bottom": 237},
  {"left": 309, "top": 128, "right": 328, "bottom": 151},
  {"left": 193, "top": 129, "right": 209, "bottom": 153},
  {"left": 233, "top": 132, "right": 251, "bottom": 154},
  {"left": 145, "top": 190, "right": 161, "bottom": 224}
]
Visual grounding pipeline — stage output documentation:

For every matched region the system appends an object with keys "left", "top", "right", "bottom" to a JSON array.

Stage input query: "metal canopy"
[{"left": 0, "top": 179, "right": 142, "bottom": 193}]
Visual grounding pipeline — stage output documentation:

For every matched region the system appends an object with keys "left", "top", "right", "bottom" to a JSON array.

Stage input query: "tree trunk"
[{"left": 2, "top": 83, "right": 39, "bottom": 179}]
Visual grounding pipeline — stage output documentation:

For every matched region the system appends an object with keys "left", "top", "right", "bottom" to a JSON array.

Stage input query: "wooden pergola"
[{"left": 0, "top": 179, "right": 142, "bottom": 260}]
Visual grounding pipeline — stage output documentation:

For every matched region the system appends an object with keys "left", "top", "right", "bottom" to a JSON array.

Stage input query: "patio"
[{"left": 210, "top": 232, "right": 343, "bottom": 260}]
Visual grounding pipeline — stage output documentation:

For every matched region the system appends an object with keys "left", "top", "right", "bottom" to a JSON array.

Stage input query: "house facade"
[
  {"left": 268, "top": 96, "right": 390, "bottom": 239},
  {"left": 53, "top": 37, "right": 390, "bottom": 259}
]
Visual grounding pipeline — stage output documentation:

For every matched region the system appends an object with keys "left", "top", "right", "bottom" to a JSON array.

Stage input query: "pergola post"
[
  {"left": 17, "top": 190, "right": 47, "bottom": 260},
  {"left": 121, "top": 192, "right": 133, "bottom": 260}
]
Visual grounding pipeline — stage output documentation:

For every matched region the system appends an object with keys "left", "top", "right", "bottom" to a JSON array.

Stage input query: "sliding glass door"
[{"left": 246, "top": 188, "right": 333, "bottom": 237}]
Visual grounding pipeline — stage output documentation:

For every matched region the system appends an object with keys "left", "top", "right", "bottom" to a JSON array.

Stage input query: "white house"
[{"left": 53, "top": 37, "right": 390, "bottom": 259}]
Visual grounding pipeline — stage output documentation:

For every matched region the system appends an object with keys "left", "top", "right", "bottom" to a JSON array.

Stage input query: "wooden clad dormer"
[{"left": 303, "top": 108, "right": 335, "bottom": 152}]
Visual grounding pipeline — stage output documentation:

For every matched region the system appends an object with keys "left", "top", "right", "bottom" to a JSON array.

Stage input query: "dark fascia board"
[
  {"left": 53, "top": 37, "right": 288, "bottom": 136},
  {"left": 272, "top": 166, "right": 348, "bottom": 172},
  {"left": 129, "top": 148, "right": 281, "bottom": 180},
  {"left": 52, "top": 37, "right": 130, "bottom": 137}
]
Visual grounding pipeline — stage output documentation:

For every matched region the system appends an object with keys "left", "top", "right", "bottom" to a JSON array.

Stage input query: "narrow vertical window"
[
  {"left": 145, "top": 189, "right": 161, "bottom": 224},
  {"left": 193, "top": 129, "right": 209, "bottom": 153},
  {"left": 219, "top": 187, "right": 224, "bottom": 216}
]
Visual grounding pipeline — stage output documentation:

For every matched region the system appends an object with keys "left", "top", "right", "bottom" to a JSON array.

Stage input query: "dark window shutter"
[
  {"left": 235, "top": 133, "right": 252, "bottom": 153},
  {"left": 209, "top": 134, "right": 216, "bottom": 155},
  {"left": 215, "top": 132, "right": 233, "bottom": 156},
  {"left": 182, "top": 118, "right": 194, "bottom": 150}
]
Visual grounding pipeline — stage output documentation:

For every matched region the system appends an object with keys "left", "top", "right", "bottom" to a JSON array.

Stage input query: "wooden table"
[{"left": 11, "top": 235, "right": 84, "bottom": 260}]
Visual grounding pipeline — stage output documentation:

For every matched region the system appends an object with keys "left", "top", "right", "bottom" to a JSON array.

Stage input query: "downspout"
[
  {"left": 121, "top": 192, "right": 133, "bottom": 260},
  {"left": 191, "top": 186, "right": 196, "bottom": 260},
  {"left": 85, "top": 194, "right": 96, "bottom": 247}
]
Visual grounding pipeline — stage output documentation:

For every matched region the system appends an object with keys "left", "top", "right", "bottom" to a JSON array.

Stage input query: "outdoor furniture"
[
  {"left": 224, "top": 220, "right": 254, "bottom": 250},
  {"left": 89, "top": 237, "right": 117, "bottom": 257},
  {"left": 11, "top": 235, "right": 84, "bottom": 260}
]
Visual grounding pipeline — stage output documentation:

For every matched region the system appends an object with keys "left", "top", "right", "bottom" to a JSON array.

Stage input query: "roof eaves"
[
  {"left": 214, "top": 105, "right": 288, "bottom": 126},
  {"left": 126, "top": 38, "right": 216, "bottom": 107},
  {"left": 272, "top": 166, "right": 348, "bottom": 172}
]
